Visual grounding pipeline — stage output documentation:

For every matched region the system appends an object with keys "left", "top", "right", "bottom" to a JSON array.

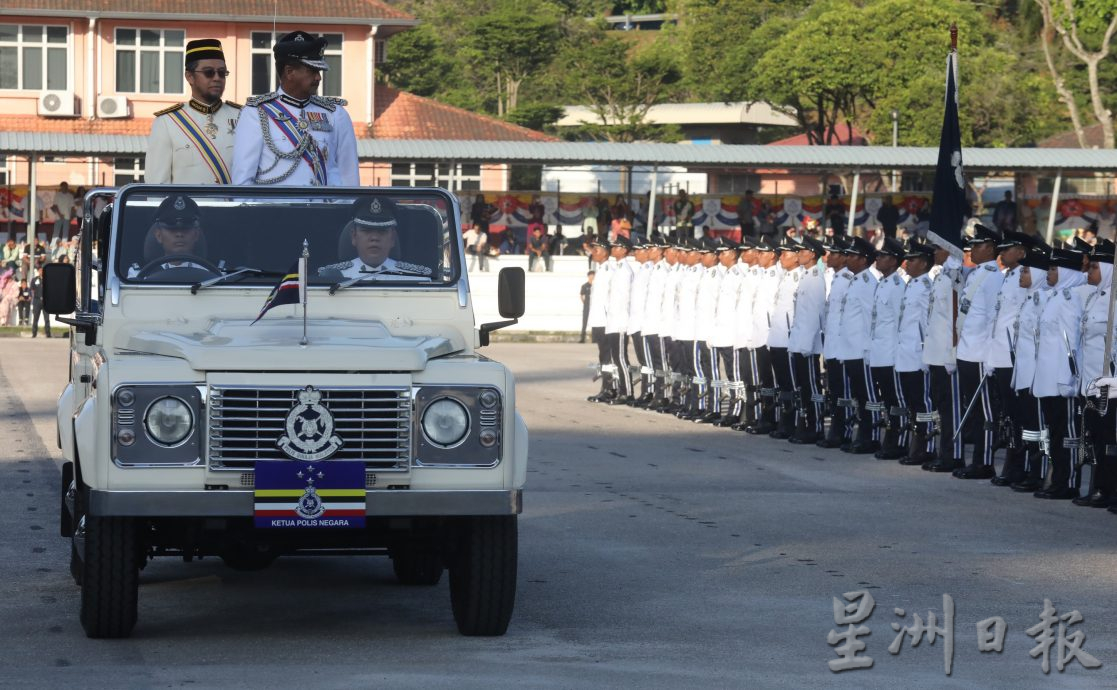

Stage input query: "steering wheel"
[{"left": 135, "top": 254, "right": 222, "bottom": 280}]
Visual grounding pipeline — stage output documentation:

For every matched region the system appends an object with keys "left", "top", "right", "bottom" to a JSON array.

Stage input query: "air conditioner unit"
[
  {"left": 38, "top": 91, "right": 78, "bottom": 118},
  {"left": 97, "top": 95, "right": 131, "bottom": 119}
]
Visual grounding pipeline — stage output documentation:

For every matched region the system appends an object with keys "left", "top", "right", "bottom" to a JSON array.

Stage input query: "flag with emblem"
[
  {"left": 927, "top": 33, "right": 966, "bottom": 253},
  {"left": 252, "top": 260, "right": 301, "bottom": 324}
]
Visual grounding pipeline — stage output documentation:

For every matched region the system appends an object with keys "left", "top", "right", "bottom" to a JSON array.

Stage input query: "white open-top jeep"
[{"left": 44, "top": 185, "right": 527, "bottom": 638}]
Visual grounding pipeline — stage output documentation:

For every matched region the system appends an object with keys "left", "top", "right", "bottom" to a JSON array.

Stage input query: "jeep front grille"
[{"left": 207, "top": 386, "right": 411, "bottom": 472}]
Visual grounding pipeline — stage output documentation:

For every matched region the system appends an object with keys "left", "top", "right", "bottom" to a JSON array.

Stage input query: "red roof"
[
  {"left": 0, "top": 87, "right": 557, "bottom": 142},
  {"left": 769, "top": 126, "right": 868, "bottom": 146},
  {"left": 1039, "top": 123, "right": 1107, "bottom": 149},
  {"left": 372, "top": 85, "right": 556, "bottom": 142},
  {"left": 0, "top": 0, "right": 412, "bottom": 20}
]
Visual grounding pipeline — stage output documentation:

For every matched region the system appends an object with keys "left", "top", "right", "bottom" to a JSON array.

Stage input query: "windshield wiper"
[
  {"left": 329, "top": 267, "right": 432, "bottom": 295},
  {"left": 190, "top": 267, "right": 282, "bottom": 294}
]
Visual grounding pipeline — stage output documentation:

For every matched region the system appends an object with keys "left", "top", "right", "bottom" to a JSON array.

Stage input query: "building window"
[
  {"left": 0, "top": 24, "right": 69, "bottom": 91},
  {"left": 251, "top": 32, "right": 343, "bottom": 97},
  {"left": 390, "top": 163, "right": 481, "bottom": 191},
  {"left": 375, "top": 39, "right": 387, "bottom": 65},
  {"left": 115, "top": 28, "right": 184, "bottom": 94},
  {"left": 113, "top": 157, "right": 145, "bottom": 187}
]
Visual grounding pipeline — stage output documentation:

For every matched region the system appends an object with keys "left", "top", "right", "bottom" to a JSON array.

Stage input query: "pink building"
[{"left": 0, "top": 0, "right": 553, "bottom": 236}]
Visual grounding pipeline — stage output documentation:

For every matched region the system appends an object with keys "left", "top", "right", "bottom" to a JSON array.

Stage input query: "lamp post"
[{"left": 890, "top": 109, "right": 899, "bottom": 193}]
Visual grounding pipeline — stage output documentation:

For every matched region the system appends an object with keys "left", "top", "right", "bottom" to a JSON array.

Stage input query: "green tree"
[{"left": 469, "top": 8, "right": 563, "bottom": 115}]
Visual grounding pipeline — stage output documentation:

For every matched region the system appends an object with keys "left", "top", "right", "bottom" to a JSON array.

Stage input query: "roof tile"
[{"left": 373, "top": 85, "right": 556, "bottom": 142}]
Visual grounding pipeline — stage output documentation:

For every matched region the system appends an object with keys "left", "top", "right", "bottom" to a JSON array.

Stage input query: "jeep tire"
[
  {"left": 449, "top": 515, "right": 517, "bottom": 636},
  {"left": 392, "top": 550, "right": 443, "bottom": 586},
  {"left": 80, "top": 516, "right": 139, "bottom": 639}
]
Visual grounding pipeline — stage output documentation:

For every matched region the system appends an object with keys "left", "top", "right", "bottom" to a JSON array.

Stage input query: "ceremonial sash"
[
  {"left": 259, "top": 101, "right": 328, "bottom": 186},
  {"left": 166, "top": 109, "right": 232, "bottom": 184}
]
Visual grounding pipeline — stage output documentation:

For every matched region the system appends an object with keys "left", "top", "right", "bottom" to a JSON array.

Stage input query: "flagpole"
[{"left": 299, "top": 239, "right": 309, "bottom": 346}]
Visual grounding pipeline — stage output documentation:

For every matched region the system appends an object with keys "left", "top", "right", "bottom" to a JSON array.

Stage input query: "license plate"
[{"left": 253, "top": 460, "right": 366, "bottom": 528}]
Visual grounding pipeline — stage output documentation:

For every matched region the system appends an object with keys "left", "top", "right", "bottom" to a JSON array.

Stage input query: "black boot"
[{"left": 769, "top": 403, "right": 794, "bottom": 440}]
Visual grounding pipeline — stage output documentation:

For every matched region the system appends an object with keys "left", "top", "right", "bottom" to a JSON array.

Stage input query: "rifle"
[{"left": 952, "top": 370, "right": 989, "bottom": 441}]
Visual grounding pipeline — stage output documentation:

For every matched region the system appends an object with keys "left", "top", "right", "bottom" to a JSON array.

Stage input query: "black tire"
[
  {"left": 69, "top": 487, "right": 85, "bottom": 587},
  {"left": 80, "top": 516, "right": 139, "bottom": 639},
  {"left": 449, "top": 515, "right": 517, "bottom": 636},
  {"left": 392, "top": 551, "right": 443, "bottom": 586}
]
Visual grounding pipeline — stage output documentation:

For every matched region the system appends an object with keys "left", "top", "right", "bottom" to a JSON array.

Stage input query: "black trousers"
[
  {"left": 1084, "top": 402, "right": 1117, "bottom": 496},
  {"left": 992, "top": 367, "right": 1025, "bottom": 479},
  {"left": 630, "top": 331, "right": 648, "bottom": 397},
  {"left": 897, "top": 369, "right": 932, "bottom": 453},
  {"left": 696, "top": 341, "right": 719, "bottom": 413},
  {"left": 823, "top": 358, "right": 850, "bottom": 441},
  {"left": 1017, "top": 389, "right": 1044, "bottom": 480},
  {"left": 675, "top": 339, "right": 695, "bottom": 406},
  {"left": 871, "top": 366, "right": 905, "bottom": 447},
  {"left": 580, "top": 304, "right": 590, "bottom": 341},
  {"left": 648, "top": 335, "right": 666, "bottom": 399},
  {"left": 842, "top": 359, "right": 879, "bottom": 442},
  {"left": 1039, "top": 396, "right": 1080, "bottom": 491},
  {"left": 956, "top": 359, "right": 996, "bottom": 467},
  {"left": 17, "top": 302, "right": 29, "bottom": 323},
  {"left": 929, "top": 365, "right": 963, "bottom": 462},
  {"left": 751, "top": 346, "right": 774, "bottom": 421},
  {"left": 718, "top": 346, "right": 736, "bottom": 416},
  {"left": 606, "top": 332, "right": 632, "bottom": 396},
  {"left": 736, "top": 347, "right": 757, "bottom": 421},
  {"left": 792, "top": 352, "right": 824, "bottom": 434},
  {"left": 31, "top": 302, "right": 50, "bottom": 337}
]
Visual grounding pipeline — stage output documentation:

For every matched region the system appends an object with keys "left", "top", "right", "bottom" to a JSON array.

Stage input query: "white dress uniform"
[
  {"left": 835, "top": 268, "right": 878, "bottom": 363},
  {"left": 232, "top": 88, "right": 359, "bottom": 187},
  {"left": 675, "top": 263, "right": 703, "bottom": 343},
  {"left": 1078, "top": 281, "right": 1117, "bottom": 395},
  {"left": 328, "top": 256, "right": 431, "bottom": 279},
  {"left": 956, "top": 260, "right": 1005, "bottom": 366},
  {"left": 867, "top": 271, "right": 907, "bottom": 368},
  {"left": 895, "top": 274, "right": 932, "bottom": 374},
  {"left": 712, "top": 263, "right": 741, "bottom": 350},
  {"left": 1032, "top": 275, "right": 1087, "bottom": 398},
  {"left": 789, "top": 264, "right": 825, "bottom": 356},
  {"left": 146, "top": 100, "right": 241, "bottom": 184},
  {"left": 985, "top": 265, "right": 1030, "bottom": 371},
  {"left": 734, "top": 264, "right": 758, "bottom": 351},
  {"left": 923, "top": 257, "right": 963, "bottom": 368},
  {"left": 822, "top": 267, "right": 854, "bottom": 361},
  {"left": 1012, "top": 282, "right": 1050, "bottom": 392},
  {"left": 696, "top": 263, "right": 723, "bottom": 345},
  {"left": 767, "top": 265, "right": 802, "bottom": 350},
  {"left": 748, "top": 265, "right": 781, "bottom": 349},
  {"left": 629, "top": 258, "right": 654, "bottom": 337},
  {"left": 587, "top": 259, "right": 611, "bottom": 329},
  {"left": 642, "top": 259, "right": 669, "bottom": 340},
  {"left": 604, "top": 256, "right": 633, "bottom": 335}
]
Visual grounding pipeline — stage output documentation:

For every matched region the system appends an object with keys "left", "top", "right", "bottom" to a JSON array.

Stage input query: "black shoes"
[
  {"left": 1034, "top": 486, "right": 1079, "bottom": 500},
  {"left": 954, "top": 464, "right": 996, "bottom": 480},
  {"left": 1072, "top": 491, "right": 1110, "bottom": 508},
  {"left": 874, "top": 447, "right": 907, "bottom": 460},
  {"left": 844, "top": 440, "right": 880, "bottom": 455},
  {"left": 1010, "top": 478, "right": 1043, "bottom": 492},
  {"left": 925, "top": 459, "right": 964, "bottom": 473}
]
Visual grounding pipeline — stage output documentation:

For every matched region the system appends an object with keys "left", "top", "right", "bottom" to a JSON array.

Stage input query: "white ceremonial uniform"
[
  {"left": 748, "top": 265, "right": 781, "bottom": 348},
  {"left": 923, "top": 257, "right": 963, "bottom": 368},
  {"left": 1012, "top": 282, "right": 1051, "bottom": 391},
  {"left": 712, "top": 263, "right": 742, "bottom": 350},
  {"left": 788, "top": 263, "right": 826, "bottom": 355},
  {"left": 146, "top": 100, "right": 241, "bottom": 184},
  {"left": 604, "top": 256, "right": 634, "bottom": 335},
  {"left": 696, "top": 264, "right": 724, "bottom": 344},
  {"left": 675, "top": 264, "right": 703, "bottom": 342},
  {"left": 328, "top": 256, "right": 431, "bottom": 279},
  {"left": 822, "top": 267, "right": 854, "bottom": 361},
  {"left": 895, "top": 274, "right": 932, "bottom": 373},
  {"left": 1079, "top": 284, "right": 1117, "bottom": 395},
  {"left": 1032, "top": 283, "right": 1086, "bottom": 398},
  {"left": 767, "top": 265, "right": 802, "bottom": 349},
  {"left": 868, "top": 271, "right": 907, "bottom": 368},
  {"left": 642, "top": 259, "right": 669, "bottom": 338},
  {"left": 733, "top": 264, "right": 759, "bottom": 350},
  {"left": 955, "top": 259, "right": 1005, "bottom": 366},
  {"left": 629, "top": 258, "right": 653, "bottom": 336},
  {"left": 984, "top": 265, "right": 1030, "bottom": 371},
  {"left": 835, "top": 268, "right": 878, "bottom": 362},
  {"left": 232, "top": 88, "right": 359, "bottom": 187},
  {"left": 587, "top": 259, "right": 612, "bottom": 329}
]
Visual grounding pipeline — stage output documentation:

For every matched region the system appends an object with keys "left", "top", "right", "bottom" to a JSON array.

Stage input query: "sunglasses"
[{"left": 190, "top": 68, "right": 230, "bottom": 78}]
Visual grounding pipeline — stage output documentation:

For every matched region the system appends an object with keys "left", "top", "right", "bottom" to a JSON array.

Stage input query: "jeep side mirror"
[
  {"left": 479, "top": 267, "right": 525, "bottom": 347},
  {"left": 497, "top": 266, "right": 525, "bottom": 319},
  {"left": 43, "top": 262, "right": 76, "bottom": 315}
]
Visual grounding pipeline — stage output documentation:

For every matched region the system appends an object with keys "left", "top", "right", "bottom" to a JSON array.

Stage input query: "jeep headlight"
[
  {"left": 421, "top": 397, "right": 470, "bottom": 447},
  {"left": 144, "top": 396, "right": 194, "bottom": 446}
]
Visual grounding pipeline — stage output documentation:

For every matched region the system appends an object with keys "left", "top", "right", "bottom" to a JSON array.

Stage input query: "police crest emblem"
[
  {"left": 295, "top": 468, "right": 326, "bottom": 519},
  {"left": 277, "top": 386, "right": 344, "bottom": 461}
]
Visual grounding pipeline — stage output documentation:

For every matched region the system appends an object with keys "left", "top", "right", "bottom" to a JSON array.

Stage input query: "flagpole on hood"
[
  {"left": 299, "top": 239, "right": 309, "bottom": 346},
  {"left": 925, "top": 23, "right": 966, "bottom": 263}
]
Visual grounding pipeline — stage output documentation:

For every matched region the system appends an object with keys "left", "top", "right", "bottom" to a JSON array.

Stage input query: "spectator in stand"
[
  {"left": 672, "top": 189, "right": 695, "bottom": 243},
  {"left": 70, "top": 187, "right": 85, "bottom": 234},
  {"left": 877, "top": 195, "right": 900, "bottom": 238},
  {"left": 579, "top": 270, "right": 594, "bottom": 343},
  {"left": 610, "top": 209, "right": 632, "bottom": 243},
  {"left": 463, "top": 225, "right": 489, "bottom": 272},
  {"left": 551, "top": 225, "right": 568, "bottom": 256},
  {"left": 825, "top": 193, "right": 846, "bottom": 231},
  {"left": 527, "top": 223, "right": 553, "bottom": 272},
  {"left": 51, "top": 182, "right": 74, "bottom": 241},
  {"left": 3, "top": 239, "right": 18, "bottom": 270},
  {"left": 992, "top": 190, "right": 1018, "bottom": 234},
  {"left": 740, "top": 189, "right": 756, "bottom": 238},
  {"left": 596, "top": 197, "right": 611, "bottom": 235},
  {"left": 29, "top": 266, "right": 51, "bottom": 338},
  {"left": 470, "top": 193, "right": 495, "bottom": 246},
  {"left": 16, "top": 278, "right": 30, "bottom": 325}
]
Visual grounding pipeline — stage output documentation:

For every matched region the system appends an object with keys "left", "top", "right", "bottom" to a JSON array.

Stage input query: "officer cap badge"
[{"left": 174, "top": 196, "right": 186, "bottom": 211}]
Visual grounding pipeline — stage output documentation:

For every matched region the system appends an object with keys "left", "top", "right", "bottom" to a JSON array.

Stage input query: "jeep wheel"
[
  {"left": 392, "top": 551, "right": 443, "bottom": 586},
  {"left": 80, "top": 516, "right": 139, "bottom": 639},
  {"left": 449, "top": 516, "right": 517, "bottom": 636}
]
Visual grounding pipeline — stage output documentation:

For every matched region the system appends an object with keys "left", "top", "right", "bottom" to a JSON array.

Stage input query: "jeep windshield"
[{"left": 113, "top": 186, "right": 459, "bottom": 288}]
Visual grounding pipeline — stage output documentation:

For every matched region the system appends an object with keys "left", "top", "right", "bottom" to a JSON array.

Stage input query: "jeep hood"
[{"left": 115, "top": 318, "right": 460, "bottom": 371}]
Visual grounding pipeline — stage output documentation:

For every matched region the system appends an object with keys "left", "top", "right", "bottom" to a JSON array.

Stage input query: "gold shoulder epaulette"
[
  {"left": 225, "top": 100, "right": 243, "bottom": 110},
  {"left": 154, "top": 103, "right": 184, "bottom": 117}
]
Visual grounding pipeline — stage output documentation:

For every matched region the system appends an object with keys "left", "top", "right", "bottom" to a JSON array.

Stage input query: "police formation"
[{"left": 585, "top": 228, "right": 1117, "bottom": 512}]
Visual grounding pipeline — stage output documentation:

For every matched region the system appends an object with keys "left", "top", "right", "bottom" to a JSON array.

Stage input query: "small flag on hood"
[{"left": 252, "top": 260, "right": 301, "bottom": 324}]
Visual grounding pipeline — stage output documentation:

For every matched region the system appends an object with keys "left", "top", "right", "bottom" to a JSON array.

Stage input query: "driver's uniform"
[
  {"left": 127, "top": 258, "right": 213, "bottom": 278},
  {"left": 319, "top": 256, "right": 432, "bottom": 278}
]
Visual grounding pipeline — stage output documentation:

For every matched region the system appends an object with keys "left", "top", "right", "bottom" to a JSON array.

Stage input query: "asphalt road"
[{"left": 1, "top": 337, "right": 1115, "bottom": 689}]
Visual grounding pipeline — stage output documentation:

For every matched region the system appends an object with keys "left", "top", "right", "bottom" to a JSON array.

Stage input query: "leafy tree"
[{"left": 469, "top": 8, "right": 563, "bottom": 115}]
